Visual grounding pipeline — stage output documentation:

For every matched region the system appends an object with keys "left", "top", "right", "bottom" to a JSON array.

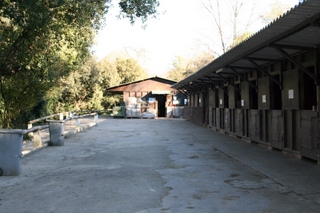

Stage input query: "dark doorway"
[
  {"left": 155, "top": 95, "right": 166, "bottom": 117},
  {"left": 249, "top": 81, "right": 258, "bottom": 109},
  {"left": 300, "top": 67, "right": 317, "bottom": 110},
  {"left": 271, "top": 75, "right": 282, "bottom": 110}
]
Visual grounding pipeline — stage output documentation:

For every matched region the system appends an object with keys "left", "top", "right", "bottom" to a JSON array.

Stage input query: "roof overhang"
[{"left": 152, "top": 90, "right": 171, "bottom": 95}]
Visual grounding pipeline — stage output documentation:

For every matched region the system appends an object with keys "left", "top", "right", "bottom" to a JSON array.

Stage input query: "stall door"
[
  {"left": 224, "top": 109, "right": 231, "bottom": 133},
  {"left": 300, "top": 110, "right": 319, "bottom": 160},
  {"left": 271, "top": 110, "right": 284, "bottom": 150},
  {"left": 235, "top": 109, "right": 244, "bottom": 137},
  {"left": 249, "top": 110, "right": 260, "bottom": 142}
]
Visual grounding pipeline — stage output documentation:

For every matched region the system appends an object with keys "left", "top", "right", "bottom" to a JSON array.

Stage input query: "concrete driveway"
[{"left": 1, "top": 118, "right": 320, "bottom": 212}]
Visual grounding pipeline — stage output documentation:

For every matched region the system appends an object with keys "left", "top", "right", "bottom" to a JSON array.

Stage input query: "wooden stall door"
[
  {"left": 249, "top": 110, "right": 260, "bottom": 142},
  {"left": 271, "top": 110, "right": 284, "bottom": 150},
  {"left": 300, "top": 110, "right": 319, "bottom": 160},
  {"left": 235, "top": 109, "right": 244, "bottom": 137},
  {"left": 224, "top": 109, "right": 231, "bottom": 133}
]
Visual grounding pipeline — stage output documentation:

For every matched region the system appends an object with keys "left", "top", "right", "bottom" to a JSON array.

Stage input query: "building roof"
[
  {"left": 106, "top": 76, "right": 177, "bottom": 93},
  {"left": 172, "top": 0, "right": 320, "bottom": 91}
]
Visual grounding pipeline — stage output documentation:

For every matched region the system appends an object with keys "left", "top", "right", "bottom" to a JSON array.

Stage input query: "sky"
[{"left": 92, "top": 0, "right": 302, "bottom": 78}]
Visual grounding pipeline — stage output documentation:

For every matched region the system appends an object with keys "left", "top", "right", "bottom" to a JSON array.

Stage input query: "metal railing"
[
  {"left": 0, "top": 111, "right": 99, "bottom": 176},
  {"left": 26, "top": 111, "right": 98, "bottom": 145},
  {"left": 28, "top": 111, "right": 98, "bottom": 131}
]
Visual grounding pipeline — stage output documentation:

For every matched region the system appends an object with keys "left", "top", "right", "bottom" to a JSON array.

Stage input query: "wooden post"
[
  {"left": 34, "top": 130, "right": 42, "bottom": 148},
  {"left": 94, "top": 113, "right": 98, "bottom": 124},
  {"left": 27, "top": 123, "right": 33, "bottom": 137}
]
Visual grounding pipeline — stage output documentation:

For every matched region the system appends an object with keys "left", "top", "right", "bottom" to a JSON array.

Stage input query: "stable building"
[
  {"left": 172, "top": 0, "right": 320, "bottom": 162},
  {"left": 106, "top": 76, "right": 185, "bottom": 118}
]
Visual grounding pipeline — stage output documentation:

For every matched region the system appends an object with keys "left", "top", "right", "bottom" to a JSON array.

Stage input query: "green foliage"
[
  {"left": 103, "top": 94, "right": 122, "bottom": 109},
  {"left": 45, "top": 56, "right": 148, "bottom": 114},
  {"left": 0, "top": 0, "right": 107, "bottom": 78},
  {"left": 166, "top": 56, "right": 185, "bottom": 82},
  {"left": 118, "top": 0, "right": 160, "bottom": 24},
  {"left": 260, "top": 1, "right": 291, "bottom": 24},
  {"left": 166, "top": 53, "right": 215, "bottom": 82},
  {"left": 0, "top": 72, "right": 50, "bottom": 128},
  {"left": 228, "top": 32, "right": 252, "bottom": 50},
  {"left": 0, "top": 0, "right": 159, "bottom": 128},
  {"left": 116, "top": 58, "right": 148, "bottom": 84},
  {"left": 96, "top": 57, "right": 121, "bottom": 88}
]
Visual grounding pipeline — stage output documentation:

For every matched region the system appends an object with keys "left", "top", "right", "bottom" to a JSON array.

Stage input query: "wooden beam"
[
  {"left": 247, "top": 58, "right": 283, "bottom": 89},
  {"left": 217, "top": 73, "right": 241, "bottom": 92},
  {"left": 205, "top": 76, "right": 228, "bottom": 94},
  {"left": 228, "top": 67, "right": 258, "bottom": 91},
  {"left": 246, "top": 57, "right": 281, "bottom": 62},
  {"left": 273, "top": 46, "right": 320, "bottom": 85},
  {"left": 272, "top": 44, "right": 317, "bottom": 51}
]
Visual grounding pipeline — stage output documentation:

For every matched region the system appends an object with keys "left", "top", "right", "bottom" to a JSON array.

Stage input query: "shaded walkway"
[{"left": 1, "top": 118, "right": 320, "bottom": 212}]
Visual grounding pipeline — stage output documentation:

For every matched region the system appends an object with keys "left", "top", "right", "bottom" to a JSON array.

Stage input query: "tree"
[
  {"left": 118, "top": 0, "right": 160, "bottom": 24},
  {"left": 0, "top": 0, "right": 106, "bottom": 78},
  {"left": 0, "top": 0, "right": 160, "bottom": 127},
  {"left": 0, "top": 0, "right": 159, "bottom": 78},
  {"left": 166, "top": 52, "right": 215, "bottom": 82},
  {"left": 228, "top": 31, "right": 252, "bottom": 50},
  {"left": 166, "top": 56, "right": 186, "bottom": 82},
  {"left": 260, "top": 0, "right": 292, "bottom": 24},
  {"left": 0, "top": 72, "right": 49, "bottom": 128},
  {"left": 116, "top": 58, "right": 148, "bottom": 84},
  {"left": 45, "top": 56, "right": 148, "bottom": 113},
  {"left": 96, "top": 57, "right": 122, "bottom": 88},
  {"left": 201, "top": 0, "right": 258, "bottom": 55}
]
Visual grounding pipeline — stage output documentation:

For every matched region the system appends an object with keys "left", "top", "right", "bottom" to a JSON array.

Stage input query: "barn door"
[
  {"left": 271, "top": 110, "right": 284, "bottom": 150},
  {"left": 300, "top": 110, "right": 318, "bottom": 160}
]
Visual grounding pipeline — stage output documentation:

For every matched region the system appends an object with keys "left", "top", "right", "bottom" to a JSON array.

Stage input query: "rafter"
[
  {"left": 247, "top": 58, "right": 282, "bottom": 89},
  {"left": 217, "top": 73, "right": 241, "bottom": 92},
  {"left": 205, "top": 76, "right": 228, "bottom": 94},
  {"left": 273, "top": 46, "right": 320, "bottom": 85},
  {"left": 228, "top": 67, "right": 258, "bottom": 91}
]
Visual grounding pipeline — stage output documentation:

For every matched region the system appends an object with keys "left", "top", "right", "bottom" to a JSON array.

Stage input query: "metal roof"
[
  {"left": 172, "top": 0, "right": 320, "bottom": 91},
  {"left": 106, "top": 76, "right": 177, "bottom": 91}
]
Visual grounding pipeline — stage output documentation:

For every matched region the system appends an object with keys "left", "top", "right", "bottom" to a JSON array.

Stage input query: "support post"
[
  {"left": 94, "top": 113, "right": 99, "bottom": 124},
  {"left": 27, "top": 123, "right": 33, "bottom": 137}
]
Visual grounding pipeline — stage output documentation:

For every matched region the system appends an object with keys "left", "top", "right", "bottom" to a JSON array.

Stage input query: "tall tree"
[
  {"left": 0, "top": 0, "right": 160, "bottom": 78},
  {"left": 260, "top": 0, "right": 292, "bottom": 24},
  {"left": 228, "top": 31, "right": 252, "bottom": 50},
  {"left": 116, "top": 58, "right": 148, "bottom": 84},
  {"left": 166, "top": 52, "right": 215, "bottom": 82},
  {"left": 0, "top": 0, "right": 106, "bottom": 78},
  {"left": 45, "top": 56, "right": 148, "bottom": 113},
  {"left": 166, "top": 56, "right": 186, "bottom": 82},
  {"left": 0, "top": 72, "right": 49, "bottom": 128},
  {"left": 0, "top": 0, "right": 160, "bottom": 127},
  {"left": 201, "top": 0, "right": 258, "bottom": 55},
  {"left": 118, "top": 0, "right": 160, "bottom": 24}
]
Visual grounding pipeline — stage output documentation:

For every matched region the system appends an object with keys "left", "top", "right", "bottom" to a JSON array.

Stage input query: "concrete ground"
[{"left": 1, "top": 117, "right": 320, "bottom": 213}]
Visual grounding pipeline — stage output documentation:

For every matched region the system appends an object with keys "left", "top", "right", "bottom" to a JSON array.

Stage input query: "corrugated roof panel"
[
  {"left": 276, "top": 27, "right": 320, "bottom": 47},
  {"left": 249, "top": 47, "right": 283, "bottom": 59}
]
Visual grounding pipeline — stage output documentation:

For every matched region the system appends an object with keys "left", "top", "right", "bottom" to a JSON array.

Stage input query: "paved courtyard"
[{"left": 1, "top": 118, "right": 320, "bottom": 212}]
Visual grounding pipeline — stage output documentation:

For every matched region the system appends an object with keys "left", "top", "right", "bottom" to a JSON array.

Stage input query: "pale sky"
[{"left": 92, "top": 0, "right": 301, "bottom": 78}]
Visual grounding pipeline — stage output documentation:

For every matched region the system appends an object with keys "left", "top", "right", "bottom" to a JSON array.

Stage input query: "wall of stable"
[{"left": 184, "top": 50, "right": 320, "bottom": 161}]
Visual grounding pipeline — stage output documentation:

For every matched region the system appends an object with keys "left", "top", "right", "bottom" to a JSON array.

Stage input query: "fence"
[{"left": 0, "top": 111, "right": 98, "bottom": 176}]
